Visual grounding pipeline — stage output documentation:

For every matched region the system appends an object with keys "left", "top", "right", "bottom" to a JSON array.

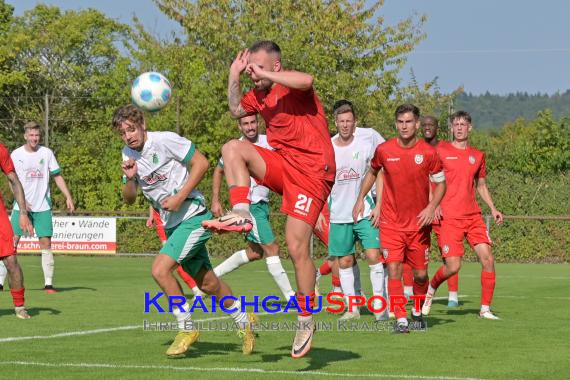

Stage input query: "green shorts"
[
  {"left": 328, "top": 219, "right": 380, "bottom": 256},
  {"left": 11, "top": 209, "right": 53, "bottom": 238},
  {"left": 247, "top": 201, "right": 275, "bottom": 245},
  {"left": 161, "top": 211, "right": 213, "bottom": 277}
]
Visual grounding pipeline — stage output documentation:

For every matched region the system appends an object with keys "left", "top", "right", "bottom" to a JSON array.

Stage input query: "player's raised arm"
[
  {"left": 228, "top": 49, "right": 250, "bottom": 119},
  {"left": 121, "top": 159, "right": 138, "bottom": 205},
  {"left": 211, "top": 163, "right": 225, "bottom": 217},
  {"left": 248, "top": 67, "right": 313, "bottom": 91}
]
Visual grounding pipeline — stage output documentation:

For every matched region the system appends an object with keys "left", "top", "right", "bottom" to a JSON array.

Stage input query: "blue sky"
[{"left": 8, "top": 0, "right": 570, "bottom": 95}]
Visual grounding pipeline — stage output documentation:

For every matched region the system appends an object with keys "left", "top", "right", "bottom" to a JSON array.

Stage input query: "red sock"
[
  {"left": 319, "top": 260, "right": 332, "bottom": 276},
  {"left": 229, "top": 186, "right": 250, "bottom": 207},
  {"left": 481, "top": 271, "right": 496, "bottom": 307},
  {"left": 402, "top": 263, "right": 414, "bottom": 287},
  {"left": 388, "top": 279, "right": 407, "bottom": 320},
  {"left": 176, "top": 266, "right": 197, "bottom": 289},
  {"left": 11, "top": 288, "right": 25, "bottom": 307},
  {"left": 413, "top": 277, "right": 429, "bottom": 308},
  {"left": 297, "top": 292, "right": 315, "bottom": 317},
  {"left": 331, "top": 275, "right": 341, "bottom": 287},
  {"left": 430, "top": 265, "right": 448, "bottom": 290},
  {"left": 447, "top": 272, "right": 459, "bottom": 292},
  {"left": 152, "top": 209, "right": 167, "bottom": 243}
]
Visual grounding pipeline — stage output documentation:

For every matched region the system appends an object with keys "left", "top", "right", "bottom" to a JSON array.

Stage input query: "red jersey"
[
  {"left": 0, "top": 143, "right": 15, "bottom": 203},
  {"left": 371, "top": 138, "right": 444, "bottom": 231},
  {"left": 241, "top": 83, "right": 335, "bottom": 181},
  {"left": 436, "top": 141, "right": 486, "bottom": 219}
]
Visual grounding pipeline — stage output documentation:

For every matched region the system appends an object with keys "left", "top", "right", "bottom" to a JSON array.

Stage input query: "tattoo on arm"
[{"left": 228, "top": 78, "right": 247, "bottom": 118}]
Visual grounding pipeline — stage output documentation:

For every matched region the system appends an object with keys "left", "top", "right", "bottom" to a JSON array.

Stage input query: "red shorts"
[
  {"left": 0, "top": 200, "right": 16, "bottom": 258},
  {"left": 380, "top": 227, "right": 430, "bottom": 270},
  {"left": 437, "top": 216, "right": 492, "bottom": 258},
  {"left": 253, "top": 145, "right": 333, "bottom": 227}
]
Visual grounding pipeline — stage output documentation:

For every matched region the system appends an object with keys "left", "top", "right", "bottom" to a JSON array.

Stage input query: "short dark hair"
[
  {"left": 421, "top": 115, "right": 439, "bottom": 127},
  {"left": 333, "top": 99, "right": 356, "bottom": 119},
  {"left": 238, "top": 114, "right": 258, "bottom": 125},
  {"left": 250, "top": 40, "right": 281, "bottom": 59},
  {"left": 395, "top": 104, "right": 420, "bottom": 120},
  {"left": 112, "top": 105, "right": 145, "bottom": 131},
  {"left": 450, "top": 110, "right": 472, "bottom": 124},
  {"left": 23, "top": 121, "right": 42, "bottom": 132}
]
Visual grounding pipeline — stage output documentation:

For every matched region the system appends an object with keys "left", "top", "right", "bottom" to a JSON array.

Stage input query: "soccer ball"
[{"left": 131, "top": 72, "right": 172, "bottom": 112}]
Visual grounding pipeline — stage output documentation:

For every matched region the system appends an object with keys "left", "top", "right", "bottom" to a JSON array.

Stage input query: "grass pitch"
[{"left": 0, "top": 255, "right": 568, "bottom": 379}]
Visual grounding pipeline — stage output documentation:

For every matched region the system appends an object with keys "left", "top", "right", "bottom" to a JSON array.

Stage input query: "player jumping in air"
[{"left": 202, "top": 40, "right": 335, "bottom": 358}]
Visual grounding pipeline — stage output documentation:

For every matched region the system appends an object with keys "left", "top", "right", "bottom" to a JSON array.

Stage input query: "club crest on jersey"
[
  {"left": 414, "top": 154, "right": 424, "bottom": 165},
  {"left": 352, "top": 151, "right": 360, "bottom": 160},
  {"left": 382, "top": 249, "right": 389, "bottom": 259},
  {"left": 152, "top": 153, "right": 160, "bottom": 164},
  {"left": 442, "top": 245, "right": 450, "bottom": 254},
  {"left": 468, "top": 155, "right": 476, "bottom": 165},
  {"left": 39, "top": 158, "right": 45, "bottom": 165},
  {"left": 142, "top": 171, "right": 167, "bottom": 185}
]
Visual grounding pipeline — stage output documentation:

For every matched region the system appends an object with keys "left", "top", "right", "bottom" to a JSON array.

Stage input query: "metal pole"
[
  {"left": 176, "top": 96, "right": 180, "bottom": 135},
  {"left": 44, "top": 93, "right": 49, "bottom": 148}
]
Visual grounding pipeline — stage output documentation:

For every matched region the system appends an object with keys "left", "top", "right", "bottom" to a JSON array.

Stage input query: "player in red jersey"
[
  {"left": 421, "top": 111, "right": 503, "bottom": 320},
  {"left": 0, "top": 143, "right": 34, "bottom": 319},
  {"left": 422, "top": 115, "right": 460, "bottom": 307},
  {"left": 202, "top": 40, "right": 335, "bottom": 358},
  {"left": 146, "top": 206, "right": 206, "bottom": 298},
  {"left": 355, "top": 104, "right": 446, "bottom": 332}
]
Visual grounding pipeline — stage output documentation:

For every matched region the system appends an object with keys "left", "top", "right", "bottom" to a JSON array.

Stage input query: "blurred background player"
[
  {"left": 0, "top": 142, "right": 33, "bottom": 318},
  {"left": 316, "top": 99, "right": 385, "bottom": 299},
  {"left": 355, "top": 104, "right": 446, "bottom": 333},
  {"left": 422, "top": 115, "right": 460, "bottom": 307},
  {"left": 202, "top": 40, "right": 335, "bottom": 358},
  {"left": 114, "top": 105, "right": 256, "bottom": 357},
  {"left": 422, "top": 111, "right": 503, "bottom": 320},
  {"left": 210, "top": 114, "right": 295, "bottom": 301},
  {"left": 0, "top": 122, "right": 74, "bottom": 293},
  {"left": 146, "top": 206, "right": 207, "bottom": 298},
  {"left": 329, "top": 102, "right": 387, "bottom": 321}
]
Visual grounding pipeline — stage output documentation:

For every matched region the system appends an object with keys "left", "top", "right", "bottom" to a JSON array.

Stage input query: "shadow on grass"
[
  {"left": 262, "top": 346, "right": 360, "bottom": 371},
  {"left": 161, "top": 339, "right": 241, "bottom": 359},
  {"left": 0, "top": 306, "right": 61, "bottom": 317}
]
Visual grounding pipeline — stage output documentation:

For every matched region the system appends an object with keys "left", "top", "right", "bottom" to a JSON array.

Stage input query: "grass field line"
[
  {"left": 0, "top": 360, "right": 487, "bottom": 380},
  {"left": 0, "top": 312, "right": 275, "bottom": 343}
]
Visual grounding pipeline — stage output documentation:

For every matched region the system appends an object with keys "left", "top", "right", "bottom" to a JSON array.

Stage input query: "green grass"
[{"left": 0, "top": 256, "right": 569, "bottom": 379}]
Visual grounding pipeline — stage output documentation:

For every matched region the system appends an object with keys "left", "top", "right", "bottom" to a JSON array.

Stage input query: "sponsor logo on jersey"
[
  {"left": 26, "top": 168, "right": 43, "bottom": 179},
  {"left": 414, "top": 154, "right": 424, "bottom": 164},
  {"left": 468, "top": 155, "right": 476, "bottom": 164},
  {"left": 387, "top": 157, "right": 400, "bottom": 162},
  {"left": 445, "top": 156, "right": 458, "bottom": 160},
  {"left": 142, "top": 171, "right": 167, "bottom": 185},
  {"left": 336, "top": 168, "right": 360, "bottom": 182}
]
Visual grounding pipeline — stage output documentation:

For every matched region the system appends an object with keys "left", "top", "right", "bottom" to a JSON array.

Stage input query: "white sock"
[
  {"left": 214, "top": 250, "right": 249, "bottom": 277},
  {"left": 233, "top": 203, "right": 250, "bottom": 213},
  {"left": 383, "top": 267, "right": 390, "bottom": 312},
  {"left": 369, "top": 263, "right": 384, "bottom": 298},
  {"left": 480, "top": 304, "right": 490, "bottom": 313},
  {"left": 228, "top": 300, "right": 249, "bottom": 325},
  {"left": 448, "top": 291, "right": 458, "bottom": 302},
  {"left": 428, "top": 285, "right": 436, "bottom": 295},
  {"left": 173, "top": 302, "right": 193, "bottom": 331},
  {"left": 333, "top": 286, "right": 343, "bottom": 293},
  {"left": 266, "top": 256, "right": 295, "bottom": 299},
  {"left": 41, "top": 249, "right": 54, "bottom": 286},
  {"left": 404, "top": 286, "right": 413, "bottom": 295},
  {"left": 339, "top": 267, "right": 356, "bottom": 299},
  {"left": 353, "top": 262, "right": 362, "bottom": 296},
  {"left": 0, "top": 261, "right": 7, "bottom": 285}
]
